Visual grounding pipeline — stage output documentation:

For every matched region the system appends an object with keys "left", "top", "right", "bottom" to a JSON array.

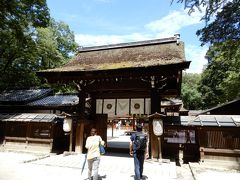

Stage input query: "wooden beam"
[{"left": 150, "top": 88, "right": 162, "bottom": 159}]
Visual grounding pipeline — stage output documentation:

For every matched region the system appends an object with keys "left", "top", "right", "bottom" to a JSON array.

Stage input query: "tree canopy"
[
  {"left": 0, "top": 0, "right": 50, "bottom": 71},
  {"left": 175, "top": 0, "right": 240, "bottom": 109},
  {"left": 181, "top": 73, "right": 202, "bottom": 110},
  {"left": 196, "top": 0, "right": 240, "bottom": 45},
  {"left": 197, "top": 1, "right": 240, "bottom": 108},
  {"left": 36, "top": 19, "right": 78, "bottom": 70},
  {"left": 199, "top": 40, "right": 240, "bottom": 108},
  {"left": 0, "top": 1, "right": 78, "bottom": 90},
  {"left": 172, "top": 0, "right": 233, "bottom": 21}
]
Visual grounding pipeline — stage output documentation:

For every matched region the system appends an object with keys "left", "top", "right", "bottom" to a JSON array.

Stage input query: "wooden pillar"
[
  {"left": 75, "top": 86, "right": 86, "bottom": 153},
  {"left": 157, "top": 137, "right": 162, "bottom": 160},
  {"left": 198, "top": 127, "right": 205, "bottom": 162},
  {"left": 111, "top": 120, "right": 114, "bottom": 137},
  {"left": 69, "top": 130, "right": 73, "bottom": 152},
  {"left": 91, "top": 95, "right": 96, "bottom": 119},
  {"left": 26, "top": 122, "right": 31, "bottom": 148},
  {"left": 151, "top": 87, "right": 160, "bottom": 114},
  {"left": 150, "top": 87, "right": 162, "bottom": 159},
  {"left": 132, "top": 116, "right": 135, "bottom": 131},
  {"left": 78, "top": 89, "right": 86, "bottom": 119},
  {"left": 50, "top": 123, "right": 54, "bottom": 152},
  {"left": 75, "top": 121, "right": 84, "bottom": 153}
]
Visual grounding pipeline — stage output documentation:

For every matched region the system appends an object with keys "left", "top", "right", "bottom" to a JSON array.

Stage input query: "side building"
[{"left": 0, "top": 89, "right": 80, "bottom": 153}]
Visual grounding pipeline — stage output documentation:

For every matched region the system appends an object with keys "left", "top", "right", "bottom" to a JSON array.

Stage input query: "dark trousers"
[{"left": 133, "top": 151, "right": 145, "bottom": 180}]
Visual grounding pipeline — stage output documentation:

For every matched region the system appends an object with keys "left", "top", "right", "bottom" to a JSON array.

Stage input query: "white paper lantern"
[
  {"left": 63, "top": 118, "right": 72, "bottom": 132},
  {"left": 153, "top": 119, "right": 163, "bottom": 136}
]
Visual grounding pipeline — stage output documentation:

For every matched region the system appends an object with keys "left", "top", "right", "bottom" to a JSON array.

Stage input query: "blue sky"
[{"left": 47, "top": 0, "right": 208, "bottom": 73}]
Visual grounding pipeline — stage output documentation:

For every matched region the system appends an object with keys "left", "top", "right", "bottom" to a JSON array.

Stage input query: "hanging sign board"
[{"left": 153, "top": 119, "right": 163, "bottom": 136}]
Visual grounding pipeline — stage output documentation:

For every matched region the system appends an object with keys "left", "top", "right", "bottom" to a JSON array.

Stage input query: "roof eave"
[{"left": 37, "top": 61, "right": 191, "bottom": 83}]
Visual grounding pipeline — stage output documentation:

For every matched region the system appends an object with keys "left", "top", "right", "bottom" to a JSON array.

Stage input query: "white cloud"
[
  {"left": 75, "top": 9, "right": 207, "bottom": 73},
  {"left": 145, "top": 10, "right": 202, "bottom": 37},
  {"left": 95, "top": 0, "right": 111, "bottom": 2},
  {"left": 75, "top": 33, "right": 152, "bottom": 47},
  {"left": 185, "top": 44, "right": 208, "bottom": 73},
  {"left": 76, "top": 9, "right": 204, "bottom": 46}
]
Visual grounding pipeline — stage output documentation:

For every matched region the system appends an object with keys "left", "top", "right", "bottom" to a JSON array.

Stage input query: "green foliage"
[
  {"left": 36, "top": 19, "right": 78, "bottom": 70},
  {"left": 172, "top": 0, "right": 230, "bottom": 21},
  {"left": 196, "top": 0, "right": 240, "bottom": 45},
  {"left": 51, "top": 82, "right": 78, "bottom": 94},
  {"left": 49, "top": 19, "right": 78, "bottom": 59},
  {"left": 197, "top": 1, "right": 240, "bottom": 108},
  {"left": 181, "top": 73, "right": 203, "bottom": 110},
  {"left": 199, "top": 41, "right": 240, "bottom": 108},
  {"left": 0, "top": 0, "right": 50, "bottom": 90},
  {"left": 175, "top": 0, "right": 240, "bottom": 108},
  {"left": 0, "top": 11, "right": 78, "bottom": 90}
]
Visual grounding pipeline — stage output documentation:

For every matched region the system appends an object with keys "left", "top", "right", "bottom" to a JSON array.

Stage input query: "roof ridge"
[{"left": 78, "top": 37, "right": 178, "bottom": 52}]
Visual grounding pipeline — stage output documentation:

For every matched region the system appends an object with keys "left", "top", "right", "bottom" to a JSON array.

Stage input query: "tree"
[
  {"left": 35, "top": 19, "right": 79, "bottom": 94},
  {"left": 0, "top": 0, "right": 50, "bottom": 90},
  {"left": 197, "top": 1, "right": 240, "bottom": 107},
  {"left": 199, "top": 40, "right": 240, "bottom": 108},
  {"left": 174, "top": 0, "right": 240, "bottom": 108},
  {"left": 196, "top": 0, "right": 240, "bottom": 45},
  {"left": 0, "top": 17, "right": 78, "bottom": 90},
  {"left": 181, "top": 73, "right": 203, "bottom": 110},
  {"left": 36, "top": 19, "right": 78, "bottom": 70},
  {"left": 172, "top": 0, "right": 232, "bottom": 21},
  {"left": 0, "top": 0, "right": 50, "bottom": 71}
]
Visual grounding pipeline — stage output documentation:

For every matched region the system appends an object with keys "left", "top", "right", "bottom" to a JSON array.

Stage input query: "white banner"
[
  {"left": 117, "top": 99, "right": 129, "bottom": 116},
  {"left": 97, "top": 98, "right": 150, "bottom": 116},
  {"left": 145, "top": 98, "right": 151, "bottom": 115},
  {"left": 103, "top": 99, "right": 116, "bottom": 116},
  {"left": 96, "top": 99, "right": 103, "bottom": 114},
  {"left": 131, "top": 99, "right": 144, "bottom": 114}
]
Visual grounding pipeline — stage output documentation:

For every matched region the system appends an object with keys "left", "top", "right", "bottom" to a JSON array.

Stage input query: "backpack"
[{"left": 134, "top": 132, "right": 147, "bottom": 151}]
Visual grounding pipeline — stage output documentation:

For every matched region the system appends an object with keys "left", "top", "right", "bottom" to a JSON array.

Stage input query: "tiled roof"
[
  {"left": 27, "top": 94, "right": 79, "bottom": 107},
  {"left": 0, "top": 89, "right": 52, "bottom": 104},
  {"left": 0, "top": 113, "right": 57, "bottom": 122},
  {"left": 187, "top": 115, "right": 240, "bottom": 127},
  {"left": 163, "top": 115, "right": 240, "bottom": 127}
]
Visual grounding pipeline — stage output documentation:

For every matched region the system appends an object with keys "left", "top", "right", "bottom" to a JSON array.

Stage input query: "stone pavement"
[
  {"left": 30, "top": 152, "right": 177, "bottom": 180},
  {"left": 0, "top": 151, "right": 239, "bottom": 180},
  {"left": 189, "top": 160, "right": 240, "bottom": 180}
]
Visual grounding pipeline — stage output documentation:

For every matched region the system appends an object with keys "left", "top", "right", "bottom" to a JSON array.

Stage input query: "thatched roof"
[{"left": 41, "top": 37, "right": 188, "bottom": 73}]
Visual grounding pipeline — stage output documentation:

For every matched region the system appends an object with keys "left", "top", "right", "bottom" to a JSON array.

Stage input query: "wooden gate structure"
[{"left": 37, "top": 36, "right": 190, "bottom": 158}]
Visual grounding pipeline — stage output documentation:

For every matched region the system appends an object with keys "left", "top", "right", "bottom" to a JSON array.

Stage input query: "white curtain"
[
  {"left": 145, "top": 98, "right": 151, "bottom": 115},
  {"left": 131, "top": 98, "right": 144, "bottom": 115},
  {"left": 97, "top": 98, "right": 151, "bottom": 115},
  {"left": 117, "top": 99, "right": 129, "bottom": 116},
  {"left": 103, "top": 99, "right": 116, "bottom": 117},
  {"left": 96, "top": 99, "right": 103, "bottom": 114}
]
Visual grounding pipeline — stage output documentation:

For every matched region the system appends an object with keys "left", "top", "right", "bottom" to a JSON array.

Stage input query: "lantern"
[
  {"left": 63, "top": 118, "right": 72, "bottom": 132},
  {"left": 148, "top": 112, "right": 165, "bottom": 161},
  {"left": 153, "top": 119, "right": 163, "bottom": 136}
]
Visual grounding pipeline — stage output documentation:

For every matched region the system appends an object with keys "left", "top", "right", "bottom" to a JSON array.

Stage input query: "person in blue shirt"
[{"left": 129, "top": 124, "right": 149, "bottom": 180}]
